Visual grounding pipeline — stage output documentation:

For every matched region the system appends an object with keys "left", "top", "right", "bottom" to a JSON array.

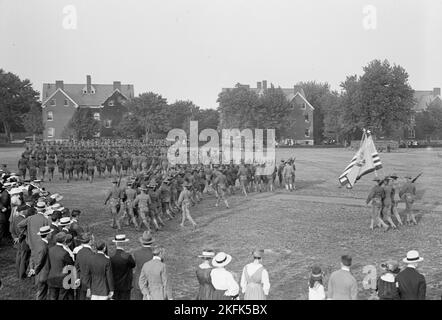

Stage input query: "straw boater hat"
[
  {"left": 403, "top": 250, "right": 424, "bottom": 264},
  {"left": 139, "top": 231, "right": 154, "bottom": 245},
  {"left": 50, "top": 193, "right": 64, "bottom": 202},
  {"left": 51, "top": 203, "right": 65, "bottom": 212},
  {"left": 112, "top": 234, "right": 129, "bottom": 243},
  {"left": 198, "top": 249, "right": 215, "bottom": 259},
  {"left": 37, "top": 225, "right": 53, "bottom": 236},
  {"left": 212, "top": 252, "right": 232, "bottom": 268},
  {"left": 389, "top": 173, "right": 398, "bottom": 180},
  {"left": 58, "top": 217, "right": 72, "bottom": 227},
  {"left": 35, "top": 201, "right": 46, "bottom": 211}
]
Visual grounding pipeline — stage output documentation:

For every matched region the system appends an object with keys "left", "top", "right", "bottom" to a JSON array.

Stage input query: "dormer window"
[
  {"left": 108, "top": 100, "right": 114, "bottom": 106},
  {"left": 50, "top": 99, "right": 56, "bottom": 106}
]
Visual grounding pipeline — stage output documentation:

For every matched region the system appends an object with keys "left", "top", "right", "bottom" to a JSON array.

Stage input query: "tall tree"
[
  {"left": 125, "top": 92, "right": 171, "bottom": 140},
  {"left": 197, "top": 108, "right": 219, "bottom": 131},
  {"left": 217, "top": 84, "right": 259, "bottom": 129},
  {"left": 114, "top": 113, "right": 144, "bottom": 138},
  {"left": 63, "top": 108, "right": 100, "bottom": 140},
  {"left": 0, "top": 69, "right": 40, "bottom": 142},
  {"left": 21, "top": 102, "right": 44, "bottom": 141}
]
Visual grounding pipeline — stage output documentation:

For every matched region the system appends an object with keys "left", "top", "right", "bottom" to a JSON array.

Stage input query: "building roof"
[
  {"left": 413, "top": 90, "right": 441, "bottom": 112},
  {"left": 42, "top": 83, "right": 134, "bottom": 107}
]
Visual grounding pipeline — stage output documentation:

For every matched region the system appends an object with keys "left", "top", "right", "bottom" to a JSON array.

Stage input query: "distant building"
[
  {"left": 41, "top": 75, "right": 134, "bottom": 140},
  {"left": 222, "top": 80, "right": 315, "bottom": 145},
  {"left": 406, "top": 87, "right": 441, "bottom": 139}
]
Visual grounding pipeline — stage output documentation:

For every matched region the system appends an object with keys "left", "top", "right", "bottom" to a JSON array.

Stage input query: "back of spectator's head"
[
  {"left": 71, "top": 209, "right": 81, "bottom": 218},
  {"left": 341, "top": 255, "right": 352, "bottom": 267},
  {"left": 51, "top": 210, "right": 61, "bottom": 222},
  {"left": 95, "top": 240, "right": 106, "bottom": 252}
]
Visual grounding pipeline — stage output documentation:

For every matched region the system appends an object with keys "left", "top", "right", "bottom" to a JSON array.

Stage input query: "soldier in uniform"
[
  {"left": 73, "top": 154, "right": 81, "bottom": 181},
  {"left": 79, "top": 153, "right": 86, "bottom": 180},
  {"left": 123, "top": 182, "right": 139, "bottom": 229},
  {"left": 57, "top": 153, "right": 65, "bottom": 181},
  {"left": 64, "top": 154, "right": 73, "bottom": 183},
  {"left": 47, "top": 155, "right": 56, "bottom": 182},
  {"left": 133, "top": 184, "right": 153, "bottom": 231},
  {"left": 147, "top": 182, "right": 163, "bottom": 231},
  {"left": 122, "top": 153, "right": 131, "bottom": 176},
  {"left": 158, "top": 178, "right": 174, "bottom": 221},
  {"left": 213, "top": 169, "right": 230, "bottom": 209},
  {"left": 114, "top": 153, "right": 122, "bottom": 176},
  {"left": 28, "top": 156, "right": 38, "bottom": 181},
  {"left": 18, "top": 154, "right": 28, "bottom": 180},
  {"left": 105, "top": 153, "right": 115, "bottom": 178},
  {"left": 38, "top": 156, "right": 46, "bottom": 181},
  {"left": 86, "top": 155, "right": 96, "bottom": 183},
  {"left": 399, "top": 175, "right": 418, "bottom": 225},
  {"left": 381, "top": 177, "right": 398, "bottom": 229},
  {"left": 104, "top": 179, "right": 124, "bottom": 230},
  {"left": 366, "top": 177, "right": 389, "bottom": 230},
  {"left": 389, "top": 173, "right": 403, "bottom": 226},
  {"left": 177, "top": 181, "right": 197, "bottom": 228}
]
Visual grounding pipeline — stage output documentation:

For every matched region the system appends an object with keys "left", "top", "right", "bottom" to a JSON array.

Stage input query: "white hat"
[
  {"left": 212, "top": 252, "right": 232, "bottom": 268},
  {"left": 8, "top": 187, "right": 22, "bottom": 195},
  {"left": 58, "top": 217, "right": 72, "bottom": 226},
  {"left": 35, "top": 201, "right": 46, "bottom": 210},
  {"left": 50, "top": 193, "right": 64, "bottom": 202},
  {"left": 37, "top": 225, "right": 53, "bottom": 236},
  {"left": 112, "top": 234, "right": 129, "bottom": 243},
  {"left": 403, "top": 250, "right": 424, "bottom": 264}
]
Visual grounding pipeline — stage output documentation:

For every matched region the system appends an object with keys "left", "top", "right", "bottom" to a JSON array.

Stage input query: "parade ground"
[{"left": 1, "top": 147, "right": 442, "bottom": 300}]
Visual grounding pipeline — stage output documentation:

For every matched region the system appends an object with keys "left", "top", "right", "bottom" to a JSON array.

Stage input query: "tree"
[
  {"left": 197, "top": 109, "right": 219, "bottom": 131},
  {"left": 322, "top": 90, "right": 344, "bottom": 142},
  {"left": 217, "top": 84, "right": 259, "bottom": 129},
  {"left": 63, "top": 108, "right": 100, "bottom": 140},
  {"left": 337, "top": 59, "right": 414, "bottom": 140},
  {"left": 255, "top": 87, "right": 291, "bottom": 139},
  {"left": 168, "top": 100, "right": 199, "bottom": 133},
  {"left": 125, "top": 92, "right": 171, "bottom": 140},
  {"left": 0, "top": 69, "right": 40, "bottom": 142},
  {"left": 21, "top": 102, "right": 44, "bottom": 141},
  {"left": 114, "top": 113, "right": 144, "bottom": 138}
]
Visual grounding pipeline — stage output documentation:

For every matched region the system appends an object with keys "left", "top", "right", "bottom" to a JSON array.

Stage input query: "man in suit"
[
  {"left": 84, "top": 240, "right": 114, "bottom": 300},
  {"left": 11, "top": 204, "right": 31, "bottom": 279},
  {"left": 395, "top": 250, "right": 426, "bottom": 300},
  {"left": 110, "top": 234, "right": 136, "bottom": 300},
  {"left": 138, "top": 246, "right": 173, "bottom": 300},
  {"left": 132, "top": 231, "right": 154, "bottom": 300},
  {"left": 327, "top": 255, "right": 358, "bottom": 300},
  {"left": 47, "top": 232, "right": 75, "bottom": 300},
  {"left": 73, "top": 232, "right": 95, "bottom": 300},
  {"left": 28, "top": 225, "right": 53, "bottom": 300}
]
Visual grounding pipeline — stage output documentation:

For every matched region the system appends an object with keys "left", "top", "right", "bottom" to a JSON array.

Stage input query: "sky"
[{"left": 0, "top": 0, "right": 441, "bottom": 109}]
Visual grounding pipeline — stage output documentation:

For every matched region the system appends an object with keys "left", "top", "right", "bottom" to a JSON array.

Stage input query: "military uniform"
[{"left": 366, "top": 178, "right": 388, "bottom": 230}]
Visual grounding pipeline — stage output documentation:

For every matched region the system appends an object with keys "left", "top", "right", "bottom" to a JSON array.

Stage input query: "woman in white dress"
[{"left": 308, "top": 265, "right": 326, "bottom": 300}]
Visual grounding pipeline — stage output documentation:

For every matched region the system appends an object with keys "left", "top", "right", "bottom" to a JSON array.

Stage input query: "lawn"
[{"left": 1, "top": 146, "right": 441, "bottom": 300}]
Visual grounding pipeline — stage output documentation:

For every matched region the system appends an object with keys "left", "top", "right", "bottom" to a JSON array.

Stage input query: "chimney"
[
  {"left": 257, "top": 82, "right": 262, "bottom": 90},
  {"left": 262, "top": 80, "right": 267, "bottom": 90},
  {"left": 55, "top": 80, "right": 64, "bottom": 90},
  {"left": 113, "top": 81, "right": 121, "bottom": 91},
  {"left": 86, "top": 75, "right": 91, "bottom": 93},
  {"left": 434, "top": 87, "right": 441, "bottom": 96}
]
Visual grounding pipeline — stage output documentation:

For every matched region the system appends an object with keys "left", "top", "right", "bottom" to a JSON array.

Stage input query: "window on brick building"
[
  {"left": 305, "top": 128, "right": 310, "bottom": 137},
  {"left": 108, "top": 100, "right": 114, "bottom": 106},
  {"left": 94, "top": 113, "right": 100, "bottom": 121},
  {"left": 50, "top": 99, "right": 55, "bottom": 106},
  {"left": 47, "top": 111, "right": 53, "bottom": 121},
  {"left": 104, "top": 119, "right": 112, "bottom": 128},
  {"left": 304, "top": 114, "right": 309, "bottom": 122},
  {"left": 48, "top": 127, "right": 55, "bottom": 138}
]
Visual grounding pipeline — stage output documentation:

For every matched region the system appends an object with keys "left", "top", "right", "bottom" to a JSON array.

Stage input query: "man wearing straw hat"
[
  {"left": 28, "top": 225, "right": 53, "bottom": 300},
  {"left": 132, "top": 231, "right": 155, "bottom": 300},
  {"left": 395, "top": 250, "right": 426, "bottom": 300},
  {"left": 17, "top": 201, "right": 50, "bottom": 270},
  {"left": 138, "top": 246, "right": 173, "bottom": 300},
  {"left": 73, "top": 232, "right": 94, "bottom": 300},
  {"left": 110, "top": 234, "right": 135, "bottom": 300}
]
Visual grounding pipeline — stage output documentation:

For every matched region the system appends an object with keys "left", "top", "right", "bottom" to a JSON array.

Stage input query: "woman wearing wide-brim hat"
[
  {"left": 376, "top": 260, "right": 400, "bottom": 300},
  {"left": 196, "top": 249, "right": 216, "bottom": 300},
  {"left": 210, "top": 252, "right": 239, "bottom": 300}
]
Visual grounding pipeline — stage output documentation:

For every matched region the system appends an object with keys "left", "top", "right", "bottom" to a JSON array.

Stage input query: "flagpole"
[{"left": 368, "top": 129, "right": 379, "bottom": 178}]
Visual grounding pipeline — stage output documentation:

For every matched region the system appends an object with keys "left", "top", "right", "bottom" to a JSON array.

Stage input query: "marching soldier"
[
  {"left": 177, "top": 181, "right": 197, "bottom": 228},
  {"left": 64, "top": 154, "right": 73, "bottom": 183},
  {"left": 86, "top": 155, "right": 96, "bottom": 183},
  {"left": 399, "top": 175, "right": 418, "bottom": 225},
  {"left": 57, "top": 153, "right": 65, "bottom": 181},
  {"left": 18, "top": 154, "right": 28, "bottom": 180},
  {"left": 133, "top": 184, "right": 152, "bottom": 231},
  {"left": 213, "top": 169, "right": 230, "bottom": 209},
  {"left": 123, "top": 182, "right": 139, "bottom": 229},
  {"left": 28, "top": 156, "right": 38, "bottom": 181},
  {"left": 104, "top": 178, "right": 124, "bottom": 230},
  {"left": 366, "top": 177, "right": 389, "bottom": 231},
  {"left": 389, "top": 173, "right": 403, "bottom": 226},
  {"left": 37, "top": 155, "right": 46, "bottom": 181},
  {"left": 147, "top": 182, "right": 163, "bottom": 231},
  {"left": 47, "top": 156, "right": 56, "bottom": 182},
  {"left": 381, "top": 177, "right": 398, "bottom": 229}
]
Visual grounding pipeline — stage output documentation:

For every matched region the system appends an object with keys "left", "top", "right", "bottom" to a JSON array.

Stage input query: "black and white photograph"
[{"left": 0, "top": 0, "right": 442, "bottom": 307}]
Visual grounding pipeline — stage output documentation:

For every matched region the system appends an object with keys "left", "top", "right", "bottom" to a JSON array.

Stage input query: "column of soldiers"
[{"left": 366, "top": 173, "right": 421, "bottom": 231}]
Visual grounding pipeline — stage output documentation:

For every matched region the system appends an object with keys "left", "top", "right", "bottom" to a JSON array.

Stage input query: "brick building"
[{"left": 41, "top": 75, "right": 134, "bottom": 140}]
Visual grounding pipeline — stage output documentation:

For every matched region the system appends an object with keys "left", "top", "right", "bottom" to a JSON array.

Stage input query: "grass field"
[{"left": 1, "top": 147, "right": 442, "bottom": 300}]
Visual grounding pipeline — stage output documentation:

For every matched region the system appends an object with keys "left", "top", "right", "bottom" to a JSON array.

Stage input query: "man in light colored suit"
[
  {"left": 132, "top": 231, "right": 154, "bottom": 300},
  {"left": 327, "top": 255, "right": 358, "bottom": 300},
  {"left": 138, "top": 246, "right": 173, "bottom": 300},
  {"left": 17, "top": 202, "right": 49, "bottom": 270}
]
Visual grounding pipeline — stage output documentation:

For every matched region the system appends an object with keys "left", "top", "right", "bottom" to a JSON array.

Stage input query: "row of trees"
[{"left": 217, "top": 59, "right": 418, "bottom": 144}]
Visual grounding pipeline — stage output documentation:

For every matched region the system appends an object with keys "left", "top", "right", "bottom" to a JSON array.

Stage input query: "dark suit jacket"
[
  {"left": 395, "top": 267, "right": 426, "bottom": 300},
  {"left": 132, "top": 246, "right": 153, "bottom": 290},
  {"left": 47, "top": 244, "right": 74, "bottom": 288},
  {"left": 47, "top": 223, "right": 61, "bottom": 247},
  {"left": 85, "top": 252, "right": 114, "bottom": 296},
  {"left": 34, "top": 239, "right": 50, "bottom": 283},
  {"left": 74, "top": 245, "right": 95, "bottom": 291},
  {"left": 110, "top": 248, "right": 136, "bottom": 291}
]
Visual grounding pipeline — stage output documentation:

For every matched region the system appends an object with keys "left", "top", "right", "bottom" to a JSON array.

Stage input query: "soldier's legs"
[
  {"left": 383, "top": 205, "right": 397, "bottom": 229},
  {"left": 391, "top": 204, "right": 403, "bottom": 226},
  {"left": 139, "top": 208, "right": 151, "bottom": 231}
]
